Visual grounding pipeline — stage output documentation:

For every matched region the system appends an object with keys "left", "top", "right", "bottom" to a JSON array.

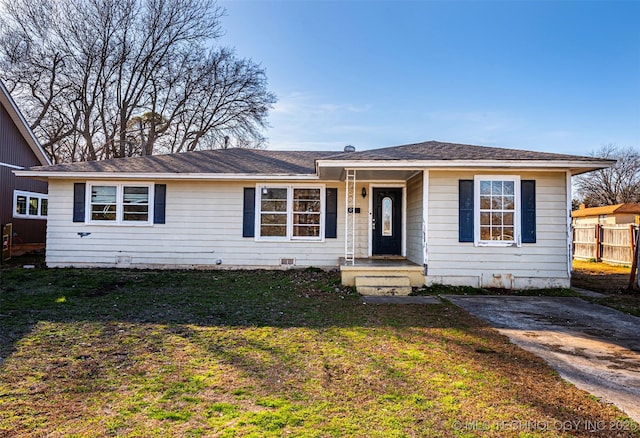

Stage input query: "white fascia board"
[
  {"left": 316, "top": 159, "right": 613, "bottom": 173},
  {"left": 0, "top": 161, "right": 25, "bottom": 170},
  {"left": 12, "top": 170, "right": 321, "bottom": 181}
]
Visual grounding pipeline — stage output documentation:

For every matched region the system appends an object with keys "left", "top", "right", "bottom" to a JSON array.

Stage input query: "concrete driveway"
[{"left": 443, "top": 295, "right": 640, "bottom": 423}]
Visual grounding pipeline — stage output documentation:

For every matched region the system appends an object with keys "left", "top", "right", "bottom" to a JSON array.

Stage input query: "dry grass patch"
[
  {"left": 572, "top": 259, "right": 633, "bottom": 293},
  {"left": 1, "top": 266, "right": 638, "bottom": 437},
  {"left": 572, "top": 260, "right": 640, "bottom": 317}
]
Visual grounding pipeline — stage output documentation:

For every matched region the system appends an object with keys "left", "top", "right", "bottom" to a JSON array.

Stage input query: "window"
[
  {"left": 382, "top": 197, "right": 393, "bottom": 236},
  {"left": 87, "top": 183, "right": 152, "bottom": 224},
  {"left": 474, "top": 176, "right": 520, "bottom": 246},
  {"left": 257, "top": 186, "right": 324, "bottom": 240},
  {"left": 13, "top": 191, "right": 48, "bottom": 219},
  {"left": 260, "top": 188, "right": 288, "bottom": 237},
  {"left": 292, "top": 188, "right": 321, "bottom": 238}
]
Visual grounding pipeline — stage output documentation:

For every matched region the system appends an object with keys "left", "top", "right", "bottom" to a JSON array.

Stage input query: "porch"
[
  {"left": 329, "top": 165, "right": 427, "bottom": 295},
  {"left": 339, "top": 257, "right": 426, "bottom": 296}
]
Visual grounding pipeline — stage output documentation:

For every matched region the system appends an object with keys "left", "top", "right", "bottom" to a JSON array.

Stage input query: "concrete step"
[{"left": 355, "top": 275, "right": 412, "bottom": 296}]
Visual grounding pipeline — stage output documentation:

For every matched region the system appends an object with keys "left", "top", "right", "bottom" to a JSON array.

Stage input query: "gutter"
[{"left": 13, "top": 170, "right": 324, "bottom": 181}]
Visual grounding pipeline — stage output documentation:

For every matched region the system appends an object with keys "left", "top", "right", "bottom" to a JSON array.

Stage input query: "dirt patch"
[{"left": 572, "top": 259, "right": 636, "bottom": 294}]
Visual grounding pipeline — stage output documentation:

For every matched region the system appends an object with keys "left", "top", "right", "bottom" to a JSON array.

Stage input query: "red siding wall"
[{"left": 0, "top": 103, "right": 48, "bottom": 244}]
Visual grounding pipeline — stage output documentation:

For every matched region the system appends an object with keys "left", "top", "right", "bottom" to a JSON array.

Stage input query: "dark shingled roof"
[
  {"left": 33, "top": 148, "right": 338, "bottom": 174},
  {"left": 29, "top": 141, "right": 610, "bottom": 175},
  {"left": 325, "top": 141, "right": 607, "bottom": 162}
]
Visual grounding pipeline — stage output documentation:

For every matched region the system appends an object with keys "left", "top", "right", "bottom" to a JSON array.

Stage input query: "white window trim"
[
  {"left": 13, "top": 190, "right": 48, "bottom": 219},
  {"left": 473, "top": 175, "right": 521, "bottom": 247},
  {"left": 255, "top": 184, "right": 325, "bottom": 242},
  {"left": 85, "top": 182, "right": 154, "bottom": 226}
]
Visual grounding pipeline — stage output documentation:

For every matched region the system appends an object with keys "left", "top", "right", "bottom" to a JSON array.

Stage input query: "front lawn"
[{"left": 1, "top": 266, "right": 638, "bottom": 437}]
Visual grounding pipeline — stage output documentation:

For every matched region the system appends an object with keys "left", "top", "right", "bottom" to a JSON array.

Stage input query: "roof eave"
[
  {"left": 13, "top": 170, "right": 321, "bottom": 181},
  {"left": 316, "top": 159, "right": 613, "bottom": 175}
]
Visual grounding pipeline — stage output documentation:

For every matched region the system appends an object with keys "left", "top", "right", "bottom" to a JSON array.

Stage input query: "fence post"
[
  {"left": 630, "top": 225, "right": 639, "bottom": 290},
  {"left": 595, "top": 224, "right": 601, "bottom": 262}
]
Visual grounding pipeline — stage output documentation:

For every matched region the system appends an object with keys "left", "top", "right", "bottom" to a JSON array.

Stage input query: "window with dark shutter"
[
  {"left": 243, "top": 188, "right": 256, "bottom": 237},
  {"left": 325, "top": 188, "right": 338, "bottom": 238},
  {"left": 521, "top": 180, "right": 536, "bottom": 243},
  {"left": 458, "top": 180, "right": 474, "bottom": 242},
  {"left": 73, "top": 183, "right": 86, "bottom": 222},
  {"left": 153, "top": 184, "right": 166, "bottom": 224}
]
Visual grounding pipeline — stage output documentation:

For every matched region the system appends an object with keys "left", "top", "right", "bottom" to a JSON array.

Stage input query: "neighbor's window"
[
  {"left": 258, "top": 186, "right": 324, "bottom": 240},
  {"left": 13, "top": 190, "right": 48, "bottom": 219},
  {"left": 475, "top": 176, "right": 520, "bottom": 246},
  {"left": 88, "top": 183, "right": 151, "bottom": 224}
]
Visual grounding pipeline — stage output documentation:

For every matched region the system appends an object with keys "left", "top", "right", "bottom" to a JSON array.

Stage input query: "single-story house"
[
  {"left": 572, "top": 203, "right": 640, "bottom": 226},
  {"left": 1, "top": 80, "right": 51, "bottom": 253},
  {"left": 16, "top": 141, "right": 612, "bottom": 291}
]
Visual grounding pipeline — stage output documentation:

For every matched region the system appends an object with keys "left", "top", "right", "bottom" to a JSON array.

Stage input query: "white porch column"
[
  {"left": 422, "top": 170, "right": 429, "bottom": 268},
  {"left": 345, "top": 169, "right": 356, "bottom": 264}
]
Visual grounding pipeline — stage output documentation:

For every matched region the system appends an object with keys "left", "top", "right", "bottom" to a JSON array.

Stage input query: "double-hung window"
[
  {"left": 257, "top": 186, "right": 323, "bottom": 241},
  {"left": 87, "top": 183, "right": 153, "bottom": 225},
  {"left": 474, "top": 176, "right": 520, "bottom": 246},
  {"left": 13, "top": 190, "right": 48, "bottom": 219}
]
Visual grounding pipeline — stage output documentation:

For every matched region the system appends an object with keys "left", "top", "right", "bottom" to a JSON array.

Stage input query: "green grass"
[
  {"left": 411, "top": 283, "right": 578, "bottom": 297},
  {"left": 1, "top": 266, "right": 638, "bottom": 437}
]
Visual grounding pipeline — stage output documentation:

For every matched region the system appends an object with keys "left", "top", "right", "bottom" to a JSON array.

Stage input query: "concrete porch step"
[{"left": 355, "top": 275, "right": 412, "bottom": 296}]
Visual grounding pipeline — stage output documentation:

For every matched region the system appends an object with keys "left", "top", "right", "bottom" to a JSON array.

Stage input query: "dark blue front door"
[{"left": 372, "top": 188, "right": 402, "bottom": 256}]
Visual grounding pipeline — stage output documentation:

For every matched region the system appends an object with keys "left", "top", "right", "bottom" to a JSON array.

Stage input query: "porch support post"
[
  {"left": 566, "top": 170, "right": 573, "bottom": 277},
  {"left": 422, "top": 170, "right": 429, "bottom": 269},
  {"left": 345, "top": 169, "right": 356, "bottom": 265}
]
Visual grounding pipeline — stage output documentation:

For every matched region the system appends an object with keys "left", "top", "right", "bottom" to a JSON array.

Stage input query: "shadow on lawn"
[
  {"left": 0, "top": 264, "right": 448, "bottom": 359},
  {"left": 2, "top": 262, "right": 639, "bottom": 436}
]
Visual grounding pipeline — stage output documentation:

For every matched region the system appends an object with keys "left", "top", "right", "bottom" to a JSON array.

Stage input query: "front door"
[{"left": 372, "top": 187, "right": 402, "bottom": 256}]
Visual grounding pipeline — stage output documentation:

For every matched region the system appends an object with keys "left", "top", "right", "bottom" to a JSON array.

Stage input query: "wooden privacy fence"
[{"left": 573, "top": 224, "right": 639, "bottom": 265}]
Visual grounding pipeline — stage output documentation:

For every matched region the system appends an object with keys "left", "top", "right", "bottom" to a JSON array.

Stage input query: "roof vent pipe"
[{"left": 343, "top": 145, "right": 356, "bottom": 152}]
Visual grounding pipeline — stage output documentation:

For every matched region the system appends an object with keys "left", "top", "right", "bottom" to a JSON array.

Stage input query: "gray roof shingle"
[
  {"left": 28, "top": 141, "right": 610, "bottom": 175},
  {"left": 324, "top": 140, "right": 607, "bottom": 162},
  {"left": 33, "top": 149, "right": 337, "bottom": 174}
]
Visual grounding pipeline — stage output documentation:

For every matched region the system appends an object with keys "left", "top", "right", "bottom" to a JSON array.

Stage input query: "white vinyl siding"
[
  {"left": 45, "top": 180, "right": 344, "bottom": 268},
  {"left": 427, "top": 170, "right": 570, "bottom": 289}
]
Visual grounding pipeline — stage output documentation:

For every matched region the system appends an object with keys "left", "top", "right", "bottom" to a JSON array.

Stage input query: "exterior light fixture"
[
  {"left": 262, "top": 186, "right": 268, "bottom": 195},
  {"left": 361, "top": 187, "right": 367, "bottom": 198}
]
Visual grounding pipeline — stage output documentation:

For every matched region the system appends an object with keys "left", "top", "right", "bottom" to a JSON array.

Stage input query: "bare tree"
[
  {"left": 574, "top": 144, "right": 640, "bottom": 206},
  {"left": 0, "top": 0, "right": 276, "bottom": 163}
]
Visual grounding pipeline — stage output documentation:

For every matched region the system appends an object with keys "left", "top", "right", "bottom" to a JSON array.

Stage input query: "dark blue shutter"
[
  {"left": 73, "top": 183, "right": 86, "bottom": 222},
  {"left": 521, "top": 180, "right": 536, "bottom": 243},
  {"left": 153, "top": 184, "right": 166, "bottom": 224},
  {"left": 459, "top": 180, "right": 474, "bottom": 242},
  {"left": 325, "top": 188, "right": 338, "bottom": 238},
  {"left": 243, "top": 188, "right": 255, "bottom": 237}
]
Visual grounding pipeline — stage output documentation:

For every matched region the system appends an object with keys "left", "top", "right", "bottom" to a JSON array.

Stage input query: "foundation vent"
[{"left": 280, "top": 258, "right": 295, "bottom": 266}]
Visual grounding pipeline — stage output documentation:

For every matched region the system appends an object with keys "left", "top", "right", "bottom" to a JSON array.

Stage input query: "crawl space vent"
[{"left": 280, "top": 258, "right": 295, "bottom": 266}]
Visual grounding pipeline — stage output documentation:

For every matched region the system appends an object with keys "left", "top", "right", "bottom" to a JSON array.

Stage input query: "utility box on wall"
[{"left": 2, "top": 223, "right": 12, "bottom": 262}]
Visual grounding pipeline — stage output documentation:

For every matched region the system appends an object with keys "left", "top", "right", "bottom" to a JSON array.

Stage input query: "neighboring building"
[
  {"left": 572, "top": 203, "right": 640, "bottom": 226},
  {"left": 16, "top": 141, "right": 611, "bottom": 290},
  {"left": 0, "top": 81, "right": 51, "bottom": 245}
]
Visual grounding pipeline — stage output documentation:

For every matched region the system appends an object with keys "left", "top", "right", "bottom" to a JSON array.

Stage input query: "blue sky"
[{"left": 218, "top": 0, "right": 640, "bottom": 155}]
